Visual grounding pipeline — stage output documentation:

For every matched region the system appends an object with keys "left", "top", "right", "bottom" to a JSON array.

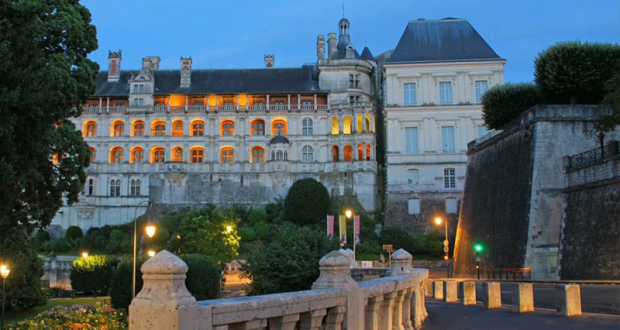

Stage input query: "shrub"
[
  {"left": 238, "top": 226, "right": 257, "bottom": 242},
  {"left": 535, "top": 41, "right": 620, "bottom": 104},
  {"left": 33, "top": 230, "right": 51, "bottom": 252},
  {"left": 86, "top": 226, "right": 101, "bottom": 237},
  {"left": 94, "top": 235, "right": 107, "bottom": 251},
  {"left": 482, "top": 83, "right": 543, "bottom": 129},
  {"left": 248, "top": 207, "right": 267, "bottom": 225},
  {"left": 109, "top": 257, "right": 145, "bottom": 310},
  {"left": 106, "top": 229, "right": 131, "bottom": 254},
  {"left": 65, "top": 226, "right": 84, "bottom": 241},
  {"left": 6, "top": 303, "right": 127, "bottom": 329},
  {"left": 181, "top": 254, "right": 221, "bottom": 301},
  {"left": 253, "top": 221, "right": 270, "bottom": 240},
  {"left": 49, "top": 237, "right": 73, "bottom": 253},
  {"left": 70, "top": 255, "right": 117, "bottom": 295},
  {"left": 284, "top": 178, "right": 331, "bottom": 226},
  {"left": 78, "top": 235, "right": 96, "bottom": 252}
]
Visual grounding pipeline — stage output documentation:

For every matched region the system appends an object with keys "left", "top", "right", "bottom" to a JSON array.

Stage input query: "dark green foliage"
[
  {"left": 33, "top": 230, "right": 51, "bottom": 252},
  {"left": 265, "top": 201, "right": 284, "bottom": 223},
  {"left": 243, "top": 223, "right": 339, "bottom": 295},
  {"left": 78, "top": 235, "right": 95, "bottom": 252},
  {"left": 70, "top": 255, "right": 117, "bottom": 295},
  {"left": 238, "top": 226, "right": 257, "bottom": 242},
  {"left": 145, "top": 226, "right": 171, "bottom": 251},
  {"left": 534, "top": 41, "right": 620, "bottom": 104},
  {"left": 105, "top": 229, "right": 131, "bottom": 254},
  {"left": 284, "top": 178, "right": 331, "bottom": 226},
  {"left": 0, "top": 226, "right": 47, "bottom": 311},
  {"left": 248, "top": 207, "right": 267, "bottom": 225},
  {"left": 109, "top": 257, "right": 145, "bottom": 311},
  {"left": 49, "top": 237, "right": 73, "bottom": 253},
  {"left": 380, "top": 226, "right": 444, "bottom": 258},
  {"left": 593, "top": 71, "right": 620, "bottom": 147},
  {"left": 65, "top": 226, "right": 84, "bottom": 241},
  {"left": 181, "top": 254, "right": 221, "bottom": 301},
  {"left": 94, "top": 235, "right": 107, "bottom": 251},
  {"left": 86, "top": 227, "right": 101, "bottom": 237},
  {"left": 253, "top": 221, "right": 270, "bottom": 240},
  {"left": 481, "top": 83, "right": 543, "bottom": 129}
]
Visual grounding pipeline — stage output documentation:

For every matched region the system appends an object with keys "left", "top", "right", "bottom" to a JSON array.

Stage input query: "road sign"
[
  {"left": 476, "top": 257, "right": 481, "bottom": 262},
  {"left": 443, "top": 246, "right": 449, "bottom": 253},
  {"left": 383, "top": 244, "right": 394, "bottom": 253}
]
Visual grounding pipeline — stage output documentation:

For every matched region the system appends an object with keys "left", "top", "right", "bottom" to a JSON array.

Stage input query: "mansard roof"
[
  {"left": 93, "top": 65, "right": 326, "bottom": 97},
  {"left": 387, "top": 18, "right": 502, "bottom": 64}
]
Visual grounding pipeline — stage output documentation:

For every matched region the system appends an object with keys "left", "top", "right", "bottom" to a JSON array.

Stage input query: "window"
[
  {"left": 221, "top": 147, "right": 234, "bottom": 163},
  {"left": 408, "top": 199, "right": 420, "bottom": 214},
  {"left": 251, "top": 119, "right": 265, "bottom": 136},
  {"left": 302, "top": 145, "right": 313, "bottom": 162},
  {"left": 110, "top": 147, "right": 124, "bottom": 163},
  {"left": 302, "top": 118, "right": 313, "bottom": 135},
  {"left": 133, "top": 98, "right": 144, "bottom": 106},
  {"left": 404, "top": 83, "right": 417, "bottom": 105},
  {"left": 349, "top": 74, "right": 360, "bottom": 88},
  {"left": 446, "top": 198, "right": 458, "bottom": 214},
  {"left": 253, "top": 101, "right": 265, "bottom": 110},
  {"left": 133, "top": 84, "right": 144, "bottom": 93},
  {"left": 366, "top": 144, "right": 371, "bottom": 161},
  {"left": 171, "top": 147, "right": 183, "bottom": 162},
  {"left": 130, "top": 179, "right": 141, "bottom": 196},
  {"left": 172, "top": 120, "right": 184, "bottom": 136},
  {"left": 131, "top": 147, "right": 144, "bottom": 164},
  {"left": 357, "top": 115, "right": 363, "bottom": 133},
  {"left": 439, "top": 82, "right": 452, "bottom": 104},
  {"left": 301, "top": 101, "right": 313, "bottom": 110},
  {"left": 331, "top": 117, "right": 339, "bottom": 135},
  {"left": 112, "top": 120, "right": 124, "bottom": 137},
  {"left": 276, "top": 150, "right": 283, "bottom": 160},
  {"left": 343, "top": 116, "right": 352, "bottom": 134},
  {"left": 84, "top": 121, "right": 97, "bottom": 137},
  {"left": 358, "top": 144, "right": 364, "bottom": 161},
  {"left": 365, "top": 114, "right": 371, "bottom": 132},
  {"left": 221, "top": 120, "right": 235, "bottom": 136},
  {"left": 475, "top": 81, "right": 488, "bottom": 103},
  {"left": 272, "top": 120, "right": 287, "bottom": 136},
  {"left": 441, "top": 126, "right": 455, "bottom": 153},
  {"left": 87, "top": 178, "right": 94, "bottom": 196},
  {"left": 405, "top": 128, "right": 419, "bottom": 154},
  {"left": 478, "top": 125, "right": 490, "bottom": 138},
  {"left": 407, "top": 169, "right": 419, "bottom": 184},
  {"left": 89, "top": 147, "right": 96, "bottom": 163},
  {"left": 191, "top": 120, "right": 204, "bottom": 136},
  {"left": 344, "top": 145, "right": 353, "bottom": 162},
  {"left": 152, "top": 147, "right": 165, "bottom": 163},
  {"left": 133, "top": 121, "right": 145, "bottom": 136},
  {"left": 444, "top": 168, "right": 456, "bottom": 188},
  {"left": 251, "top": 147, "right": 265, "bottom": 163},
  {"left": 332, "top": 145, "right": 339, "bottom": 162},
  {"left": 110, "top": 179, "right": 121, "bottom": 197},
  {"left": 274, "top": 102, "right": 285, "bottom": 110},
  {"left": 152, "top": 120, "right": 165, "bottom": 136},
  {"left": 191, "top": 147, "right": 204, "bottom": 163},
  {"left": 349, "top": 95, "right": 360, "bottom": 105}
]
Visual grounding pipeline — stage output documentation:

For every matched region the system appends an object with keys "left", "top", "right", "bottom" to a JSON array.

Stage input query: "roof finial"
[{"left": 342, "top": 3, "right": 345, "bottom": 18}]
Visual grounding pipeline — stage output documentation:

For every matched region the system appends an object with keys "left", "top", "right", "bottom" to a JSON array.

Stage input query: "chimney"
[
  {"left": 264, "top": 54, "right": 274, "bottom": 68},
  {"left": 327, "top": 33, "right": 337, "bottom": 59},
  {"left": 317, "top": 35, "right": 325, "bottom": 60},
  {"left": 180, "top": 57, "right": 192, "bottom": 88},
  {"left": 108, "top": 50, "right": 121, "bottom": 82},
  {"left": 142, "top": 56, "right": 160, "bottom": 70}
]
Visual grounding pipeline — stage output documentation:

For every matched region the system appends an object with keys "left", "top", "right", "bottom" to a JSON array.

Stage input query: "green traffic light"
[{"left": 474, "top": 243, "right": 483, "bottom": 252}]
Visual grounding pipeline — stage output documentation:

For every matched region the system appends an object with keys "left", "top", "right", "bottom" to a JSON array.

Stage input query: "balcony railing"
[
  {"left": 567, "top": 146, "right": 606, "bottom": 171},
  {"left": 81, "top": 104, "right": 334, "bottom": 114}
]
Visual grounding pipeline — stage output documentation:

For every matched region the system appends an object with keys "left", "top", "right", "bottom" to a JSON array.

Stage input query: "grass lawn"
[{"left": 4, "top": 296, "right": 110, "bottom": 325}]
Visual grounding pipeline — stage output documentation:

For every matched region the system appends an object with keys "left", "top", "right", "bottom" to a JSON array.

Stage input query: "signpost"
[{"left": 383, "top": 244, "right": 394, "bottom": 267}]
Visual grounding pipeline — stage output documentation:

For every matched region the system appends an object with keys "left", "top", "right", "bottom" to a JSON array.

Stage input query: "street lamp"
[
  {"left": 435, "top": 216, "right": 450, "bottom": 278},
  {"left": 81, "top": 252, "right": 88, "bottom": 258},
  {"left": 147, "top": 250, "right": 155, "bottom": 258},
  {"left": 226, "top": 226, "right": 232, "bottom": 233},
  {"left": 133, "top": 200, "right": 155, "bottom": 299},
  {"left": 1, "top": 264, "right": 10, "bottom": 330}
]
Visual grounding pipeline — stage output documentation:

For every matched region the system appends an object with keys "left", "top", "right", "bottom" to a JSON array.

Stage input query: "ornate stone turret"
[
  {"left": 180, "top": 57, "right": 192, "bottom": 88},
  {"left": 108, "top": 50, "right": 121, "bottom": 82},
  {"left": 142, "top": 56, "right": 160, "bottom": 70},
  {"left": 264, "top": 54, "right": 274, "bottom": 67},
  {"left": 317, "top": 35, "right": 325, "bottom": 60}
]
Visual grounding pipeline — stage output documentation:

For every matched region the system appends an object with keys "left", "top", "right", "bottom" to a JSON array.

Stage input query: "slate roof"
[
  {"left": 360, "top": 47, "right": 375, "bottom": 61},
  {"left": 387, "top": 18, "right": 503, "bottom": 64},
  {"left": 93, "top": 65, "right": 326, "bottom": 97}
]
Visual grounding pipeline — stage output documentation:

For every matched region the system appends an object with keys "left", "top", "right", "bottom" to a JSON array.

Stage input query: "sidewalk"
[{"left": 423, "top": 299, "right": 620, "bottom": 330}]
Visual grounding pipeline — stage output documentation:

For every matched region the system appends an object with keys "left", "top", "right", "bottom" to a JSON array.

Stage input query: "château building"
[{"left": 52, "top": 17, "right": 379, "bottom": 231}]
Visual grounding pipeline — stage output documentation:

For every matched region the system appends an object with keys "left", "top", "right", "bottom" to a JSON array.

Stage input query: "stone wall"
[{"left": 385, "top": 194, "right": 459, "bottom": 235}]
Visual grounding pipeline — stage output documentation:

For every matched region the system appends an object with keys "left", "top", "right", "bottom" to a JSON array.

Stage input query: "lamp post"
[
  {"left": 133, "top": 200, "right": 155, "bottom": 299},
  {"left": 435, "top": 217, "right": 450, "bottom": 278},
  {"left": 1, "top": 264, "right": 10, "bottom": 330}
]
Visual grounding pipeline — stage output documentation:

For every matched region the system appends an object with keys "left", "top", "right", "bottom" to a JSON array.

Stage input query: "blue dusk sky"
[{"left": 81, "top": 0, "right": 619, "bottom": 84}]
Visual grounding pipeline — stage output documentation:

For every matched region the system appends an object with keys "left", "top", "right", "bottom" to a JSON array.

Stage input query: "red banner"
[
  {"left": 354, "top": 215, "right": 360, "bottom": 245},
  {"left": 327, "top": 215, "right": 334, "bottom": 237}
]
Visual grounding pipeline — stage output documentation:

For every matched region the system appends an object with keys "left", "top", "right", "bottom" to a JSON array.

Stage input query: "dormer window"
[
  {"left": 346, "top": 45, "right": 355, "bottom": 59},
  {"left": 133, "top": 84, "right": 145, "bottom": 93},
  {"left": 349, "top": 74, "right": 360, "bottom": 88}
]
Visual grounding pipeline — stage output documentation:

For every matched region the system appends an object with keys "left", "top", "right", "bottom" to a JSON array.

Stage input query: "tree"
[
  {"left": 284, "top": 178, "right": 331, "bottom": 226},
  {"left": 593, "top": 71, "right": 620, "bottom": 149},
  {"left": 481, "top": 83, "right": 543, "bottom": 129}
]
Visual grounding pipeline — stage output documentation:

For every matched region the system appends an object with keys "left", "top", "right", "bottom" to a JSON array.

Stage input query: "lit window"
[
  {"left": 343, "top": 116, "right": 352, "bottom": 134},
  {"left": 404, "top": 83, "right": 417, "bottom": 105},
  {"left": 475, "top": 81, "right": 488, "bottom": 103},
  {"left": 407, "top": 169, "right": 419, "bottom": 184},
  {"left": 344, "top": 145, "right": 353, "bottom": 162},
  {"left": 110, "top": 179, "right": 121, "bottom": 197},
  {"left": 110, "top": 147, "right": 124, "bottom": 164},
  {"left": 172, "top": 121, "right": 184, "bottom": 136},
  {"left": 84, "top": 121, "right": 97, "bottom": 137},
  {"left": 112, "top": 120, "right": 124, "bottom": 137},
  {"left": 251, "top": 120, "right": 265, "bottom": 136},
  {"left": 331, "top": 117, "right": 339, "bottom": 135},
  {"left": 191, "top": 147, "right": 204, "bottom": 163},
  {"left": 221, "top": 120, "right": 235, "bottom": 136},
  {"left": 441, "top": 126, "right": 455, "bottom": 153},
  {"left": 444, "top": 168, "right": 456, "bottom": 189},
  {"left": 302, "top": 145, "right": 313, "bottom": 162},
  {"left": 332, "top": 145, "right": 339, "bottom": 162},
  {"left": 251, "top": 147, "right": 264, "bottom": 163},
  {"left": 152, "top": 120, "right": 166, "bottom": 136},
  {"left": 366, "top": 144, "right": 371, "bottom": 161},
  {"left": 302, "top": 118, "right": 313, "bottom": 135},
  {"left": 171, "top": 147, "right": 183, "bottom": 162},
  {"left": 221, "top": 147, "right": 234, "bottom": 163},
  {"left": 89, "top": 147, "right": 96, "bottom": 163},
  {"left": 365, "top": 114, "right": 372, "bottom": 132},
  {"left": 131, "top": 147, "right": 144, "bottom": 164},
  {"left": 152, "top": 147, "right": 165, "bottom": 163},
  {"left": 440, "top": 82, "right": 452, "bottom": 104},
  {"left": 349, "top": 74, "right": 360, "bottom": 88},
  {"left": 191, "top": 121, "right": 204, "bottom": 136},
  {"left": 130, "top": 179, "right": 141, "bottom": 196},
  {"left": 357, "top": 144, "right": 364, "bottom": 160},
  {"left": 272, "top": 120, "right": 286, "bottom": 136},
  {"left": 405, "top": 128, "right": 419, "bottom": 154},
  {"left": 133, "top": 121, "right": 145, "bottom": 137}
]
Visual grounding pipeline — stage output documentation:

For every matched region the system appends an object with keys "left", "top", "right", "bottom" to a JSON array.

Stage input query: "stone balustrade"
[{"left": 129, "top": 249, "right": 429, "bottom": 330}]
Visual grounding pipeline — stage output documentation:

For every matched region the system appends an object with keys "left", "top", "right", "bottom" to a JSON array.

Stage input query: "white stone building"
[
  {"left": 52, "top": 17, "right": 379, "bottom": 231},
  {"left": 383, "top": 18, "right": 506, "bottom": 234}
]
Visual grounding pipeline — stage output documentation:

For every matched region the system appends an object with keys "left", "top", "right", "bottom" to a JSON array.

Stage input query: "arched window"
[
  {"left": 110, "top": 179, "right": 121, "bottom": 196},
  {"left": 89, "top": 147, "right": 96, "bottom": 163},
  {"left": 365, "top": 114, "right": 371, "bottom": 132},
  {"left": 251, "top": 146, "right": 265, "bottom": 163},
  {"left": 272, "top": 119, "right": 287, "bottom": 136},
  {"left": 221, "top": 120, "right": 235, "bottom": 136},
  {"left": 357, "top": 144, "right": 363, "bottom": 161},
  {"left": 132, "top": 120, "right": 145, "bottom": 136},
  {"left": 332, "top": 145, "right": 339, "bottom": 162},
  {"left": 191, "top": 120, "right": 204, "bottom": 136},
  {"left": 366, "top": 144, "right": 371, "bottom": 160},
  {"left": 343, "top": 116, "right": 352, "bottom": 134},
  {"left": 152, "top": 147, "right": 165, "bottom": 163},
  {"left": 131, "top": 147, "right": 144, "bottom": 164},
  {"left": 357, "top": 115, "right": 363, "bottom": 133},
  {"left": 111, "top": 120, "right": 125, "bottom": 137},
  {"left": 172, "top": 120, "right": 184, "bottom": 136},
  {"left": 83, "top": 121, "right": 97, "bottom": 137},
  {"left": 331, "top": 117, "right": 339, "bottom": 135},
  {"left": 302, "top": 118, "right": 313, "bottom": 135},
  {"left": 302, "top": 145, "right": 313, "bottom": 162},
  {"left": 251, "top": 119, "right": 265, "bottom": 136},
  {"left": 130, "top": 179, "right": 141, "bottom": 196},
  {"left": 87, "top": 178, "right": 94, "bottom": 196},
  {"left": 221, "top": 147, "right": 234, "bottom": 163},
  {"left": 110, "top": 147, "right": 124, "bottom": 163},
  {"left": 152, "top": 120, "right": 166, "bottom": 136},
  {"left": 190, "top": 147, "right": 204, "bottom": 163},
  {"left": 344, "top": 145, "right": 353, "bottom": 162},
  {"left": 276, "top": 150, "right": 283, "bottom": 160},
  {"left": 171, "top": 146, "right": 183, "bottom": 162}
]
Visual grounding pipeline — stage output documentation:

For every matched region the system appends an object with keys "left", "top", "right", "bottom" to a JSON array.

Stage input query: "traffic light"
[{"left": 474, "top": 243, "right": 483, "bottom": 253}]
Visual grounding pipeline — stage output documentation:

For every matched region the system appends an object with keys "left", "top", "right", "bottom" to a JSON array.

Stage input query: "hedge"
[
  {"left": 70, "top": 255, "right": 117, "bottom": 295},
  {"left": 481, "top": 83, "right": 543, "bottom": 129}
]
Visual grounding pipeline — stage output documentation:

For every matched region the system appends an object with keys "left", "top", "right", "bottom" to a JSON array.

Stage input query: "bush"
[
  {"left": 109, "top": 257, "right": 145, "bottom": 310},
  {"left": 482, "top": 83, "right": 543, "bottom": 129},
  {"left": 284, "top": 178, "right": 331, "bottom": 226},
  {"left": 78, "top": 235, "right": 96, "bottom": 252},
  {"left": 248, "top": 207, "right": 267, "bottom": 225},
  {"left": 106, "top": 229, "right": 131, "bottom": 254},
  {"left": 94, "top": 235, "right": 107, "bottom": 251},
  {"left": 238, "top": 226, "right": 257, "bottom": 242},
  {"left": 70, "top": 255, "right": 117, "bottom": 295},
  {"left": 182, "top": 254, "right": 221, "bottom": 301},
  {"left": 65, "top": 226, "right": 84, "bottom": 241},
  {"left": 33, "top": 230, "right": 51, "bottom": 252},
  {"left": 535, "top": 41, "right": 620, "bottom": 104},
  {"left": 49, "top": 237, "right": 73, "bottom": 253},
  {"left": 253, "top": 221, "right": 270, "bottom": 240},
  {"left": 6, "top": 303, "right": 127, "bottom": 329},
  {"left": 86, "top": 227, "right": 101, "bottom": 237}
]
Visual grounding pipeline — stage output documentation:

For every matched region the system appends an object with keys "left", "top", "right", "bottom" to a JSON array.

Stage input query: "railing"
[
  {"left": 129, "top": 249, "right": 429, "bottom": 330},
  {"left": 81, "top": 104, "right": 346, "bottom": 115},
  {"left": 567, "top": 146, "right": 606, "bottom": 171},
  {"left": 486, "top": 268, "right": 532, "bottom": 281}
]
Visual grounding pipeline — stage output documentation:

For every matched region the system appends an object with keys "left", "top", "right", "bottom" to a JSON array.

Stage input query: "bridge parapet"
[{"left": 129, "top": 248, "right": 429, "bottom": 330}]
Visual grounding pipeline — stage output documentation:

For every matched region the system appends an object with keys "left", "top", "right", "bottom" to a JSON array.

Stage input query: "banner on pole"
[
  {"left": 339, "top": 215, "right": 347, "bottom": 244},
  {"left": 354, "top": 215, "right": 361, "bottom": 245},
  {"left": 327, "top": 215, "right": 334, "bottom": 237}
]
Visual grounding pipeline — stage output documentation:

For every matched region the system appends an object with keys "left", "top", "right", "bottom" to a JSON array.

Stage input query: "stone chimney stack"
[
  {"left": 108, "top": 50, "right": 121, "bottom": 82},
  {"left": 264, "top": 54, "right": 274, "bottom": 68},
  {"left": 327, "top": 33, "right": 337, "bottom": 59},
  {"left": 317, "top": 35, "right": 325, "bottom": 60},
  {"left": 142, "top": 56, "right": 161, "bottom": 70},
  {"left": 180, "top": 57, "right": 192, "bottom": 87}
]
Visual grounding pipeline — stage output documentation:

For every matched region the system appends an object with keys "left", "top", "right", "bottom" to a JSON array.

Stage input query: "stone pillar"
[
  {"left": 556, "top": 284, "right": 581, "bottom": 316},
  {"left": 325, "top": 305, "right": 346, "bottom": 330},
  {"left": 379, "top": 292, "right": 398, "bottom": 330},
  {"left": 391, "top": 290, "right": 407, "bottom": 330},
  {"left": 128, "top": 250, "right": 200, "bottom": 330},
  {"left": 401, "top": 289, "right": 414, "bottom": 330},
  {"left": 444, "top": 281, "right": 458, "bottom": 302},
  {"left": 461, "top": 281, "right": 476, "bottom": 305},
  {"left": 269, "top": 314, "right": 300, "bottom": 330},
  {"left": 482, "top": 282, "right": 501, "bottom": 309},
  {"left": 433, "top": 281, "right": 444, "bottom": 300},
  {"left": 229, "top": 319, "right": 267, "bottom": 330},
  {"left": 299, "top": 310, "right": 327, "bottom": 330},
  {"left": 414, "top": 275, "right": 428, "bottom": 330},
  {"left": 512, "top": 283, "right": 534, "bottom": 313},
  {"left": 364, "top": 295, "right": 383, "bottom": 330},
  {"left": 425, "top": 281, "right": 433, "bottom": 297}
]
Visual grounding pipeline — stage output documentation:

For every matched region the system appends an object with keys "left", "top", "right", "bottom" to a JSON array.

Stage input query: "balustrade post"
[
  {"left": 391, "top": 290, "right": 407, "bottom": 330},
  {"left": 229, "top": 319, "right": 267, "bottom": 330},
  {"left": 401, "top": 289, "right": 414, "bottom": 330},
  {"left": 269, "top": 314, "right": 300, "bottom": 330},
  {"left": 386, "top": 249, "right": 427, "bottom": 330},
  {"left": 299, "top": 310, "right": 327, "bottom": 330},
  {"left": 364, "top": 295, "right": 384, "bottom": 330},
  {"left": 325, "top": 305, "right": 346, "bottom": 330},
  {"left": 379, "top": 292, "right": 398, "bottom": 330}
]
